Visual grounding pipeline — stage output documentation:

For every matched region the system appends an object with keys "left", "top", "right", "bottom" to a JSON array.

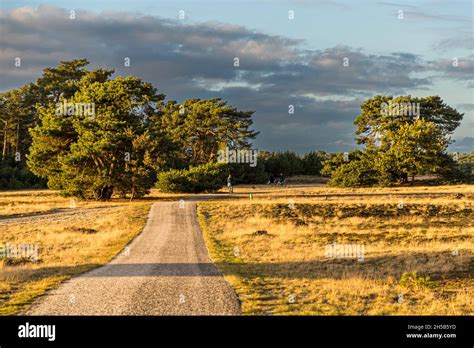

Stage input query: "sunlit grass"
[
  {"left": 1, "top": 184, "right": 472, "bottom": 315},
  {"left": 0, "top": 189, "right": 188, "bottom": 315},
  {"left": 198, "top": 184, "right": 474, "bottom": 315}
]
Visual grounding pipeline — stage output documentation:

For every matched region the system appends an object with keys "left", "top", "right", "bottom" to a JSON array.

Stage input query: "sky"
[{"left": 1, "top": 0, "right": 473, "bottom": 153}]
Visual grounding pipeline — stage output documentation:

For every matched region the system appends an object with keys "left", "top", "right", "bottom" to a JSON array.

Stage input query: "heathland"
[{"left": 1, "top": 183, "right": 472, "bottom": 315}]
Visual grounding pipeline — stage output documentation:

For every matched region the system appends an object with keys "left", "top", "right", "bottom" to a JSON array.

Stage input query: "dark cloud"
[
  {"left": 0, "top": 5, "right": 469, "bottom": 153},
  {"left": 428, "top": 56, "right": 474, "bottom": 82}
]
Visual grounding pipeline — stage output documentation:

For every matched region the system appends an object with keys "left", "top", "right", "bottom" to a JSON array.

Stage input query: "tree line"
[
  {"left": 0, "top": 59, "right": 470, "bottom": 197},
  {"left": 1, "top": 59, "right": 259, "bottom": 198}
]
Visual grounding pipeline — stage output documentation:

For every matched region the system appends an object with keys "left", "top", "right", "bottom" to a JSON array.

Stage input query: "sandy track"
[
  {"left": 25, "top": 201, "right": 241, "bottom": 315},
  {"left": 0, "top": 206, "right": 121, "bottom": 226}
]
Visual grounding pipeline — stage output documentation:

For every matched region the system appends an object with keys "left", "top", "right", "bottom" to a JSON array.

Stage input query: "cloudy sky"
[{"left": 1, "top": 0, "right": 473, "bottom": 153}]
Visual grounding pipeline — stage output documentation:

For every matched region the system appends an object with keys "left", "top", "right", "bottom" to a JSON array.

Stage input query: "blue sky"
[
  {"left": 5, "top": 0, "right": 470, "bottom": 53},
  {"left": 1, "top": 0, "right": 473, "bottom": 152}
]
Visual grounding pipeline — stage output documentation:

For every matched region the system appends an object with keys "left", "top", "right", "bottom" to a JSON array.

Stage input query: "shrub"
[
  {"left": 327, "top": 158, "right": 378, "bottom": 187},
  {"left": 322, "top": 151, "right": 379, "bottom": 187},
  {"left": 156, "top": 163, "right": 227, "bottom": 193},
  {"left": 399, "top": 271, "right": 434, "bottom": 290},
  {"left": 321, "top": 150, "right": 363, "bottom": 177},
  {"left": 438, "top": 152, "right": 474, "bottom": 183}
]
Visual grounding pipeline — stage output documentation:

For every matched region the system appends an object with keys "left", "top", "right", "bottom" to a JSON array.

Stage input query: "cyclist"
[{"left": 278, "top": 173, "right": 286, "bottom": 186}]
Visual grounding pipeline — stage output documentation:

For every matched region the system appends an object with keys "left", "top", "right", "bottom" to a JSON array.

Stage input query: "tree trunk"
[
  {"left": 104, "top": 186, "right": 114, "bottom": 200},
  {"left": 96, "top": 186, "right": 114, "bottom": 201},
  {"left": 2, "top": 119, "right": 8, "bottom": 159},
  {"left": 15, "top": 118, "right": 20, "bottom": 154},
  {"left": 129, "top": 176, "right": 135, "bottom": 202}
]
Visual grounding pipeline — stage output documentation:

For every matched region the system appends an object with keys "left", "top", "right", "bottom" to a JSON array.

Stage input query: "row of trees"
[
  {"left": 154, "top": 151, "right": 329, "bottom": 193},
  {"left": 164, "top": 150, "right": 329, "bottom": 188},
  {"left": 1, "top": 60, "right": 469, "bottom": 196},
  {"left": 1, "top": 59, "right": 259, "bottom": 198}
]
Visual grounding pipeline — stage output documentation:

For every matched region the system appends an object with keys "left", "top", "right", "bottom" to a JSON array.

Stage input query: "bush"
[
  {"left": 326, "top": 155, "right": 378, "bottom": 187},
  {"left": 156, "top": 163, "right": 227, "bottom": 193},
  {"left": 438, "top": 152, "right": 474, "bottom": 183},
  {"left": 399, "top": 271, "right": 434, "bottom": 290}
]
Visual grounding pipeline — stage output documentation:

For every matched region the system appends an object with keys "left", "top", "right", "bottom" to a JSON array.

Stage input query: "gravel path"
[{"left": 25, "top": 201, "right": 241, "bottom": 315}]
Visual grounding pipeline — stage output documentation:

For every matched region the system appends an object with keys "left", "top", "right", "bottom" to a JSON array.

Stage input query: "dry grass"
[
  {"left": 0, "top": 188, "right": 186, "bottom": 217},
  {"left": 0, "top": 189, "right": 184, "bottom": 315},
  {"left": 198, "top": 184, "right": 474, "bottom": 315},
  {"left": 1, "top": 185, "right": 472, "bottom": 316}
]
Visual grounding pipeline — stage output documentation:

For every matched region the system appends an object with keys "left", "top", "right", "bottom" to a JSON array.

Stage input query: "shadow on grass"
[
  {"left": 3, "top": 251, "right": 471, "bottom": 282},
  {"left": 255, "top": 192, "right": 471, "bottom": 200},
  {"left": 222, "top": 251, "right": 474, "bottom": 282},
  {"left": 0, "top": 208, "right": 69, "bottom": 220}
]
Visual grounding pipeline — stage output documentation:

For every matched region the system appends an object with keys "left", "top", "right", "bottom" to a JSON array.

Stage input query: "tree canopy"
[
  {"left": 1, "top": 60, "right": 469, "bottom": 194},
  {"left": 323, "top": 95, "right": 466, "bottom": 186},
  {"left": 160, "top": 98, "right": 259, "bottom": 166},
  {"left": 354, "top": 95, "right": 463, "bottom": 146},
  {"left": 0, "top": 59, "right": 260, "bottom": 198}
]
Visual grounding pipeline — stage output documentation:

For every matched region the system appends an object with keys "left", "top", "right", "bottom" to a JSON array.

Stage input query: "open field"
[
  {"left": 0, "top": 189, "right": 186, "bottom": 315},
  {"left": 1, "top": 184, "right": 473, "bottom": 315},
  {"left": 198, "top": 184, "right": 474, "bottom": 315}
]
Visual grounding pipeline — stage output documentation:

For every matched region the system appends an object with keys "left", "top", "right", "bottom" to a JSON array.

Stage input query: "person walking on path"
[
  {"left": 268, "top": 174, "right": 275, "bottom": 185},
  {"left": 227, "top": 174, "right": 234, "bottom": 193}
]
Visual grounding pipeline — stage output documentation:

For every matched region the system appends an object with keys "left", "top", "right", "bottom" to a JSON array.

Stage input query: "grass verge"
[
  {"left": 198, "top": 185, "right": 474, "bottom": 315},
  {"left": 0, "top": 190, "right": 154, "bottom": 315}
]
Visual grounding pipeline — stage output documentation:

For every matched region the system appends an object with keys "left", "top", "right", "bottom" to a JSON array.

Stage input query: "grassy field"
[
  {"left": 0, "top": 189, "right": 185, "bottom": 315},
  {"left": 1, "top": 184, "right": 473, "bottom": 316},
  {"left": 198, "top": 184, "right": 474, "bottom": 315}
]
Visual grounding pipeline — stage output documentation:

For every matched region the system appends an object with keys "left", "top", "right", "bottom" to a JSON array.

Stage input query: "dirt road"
[
  {"left": 0, "top": 206, "right": 121, "bottom": 225},
  {"left": 25, "top": 201, "right": 241, "bottom": 315}
]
